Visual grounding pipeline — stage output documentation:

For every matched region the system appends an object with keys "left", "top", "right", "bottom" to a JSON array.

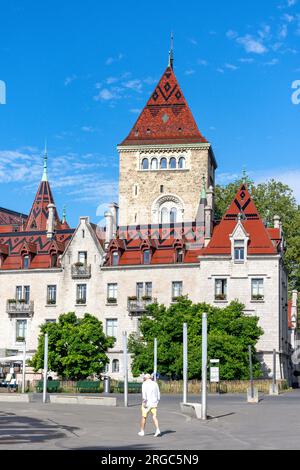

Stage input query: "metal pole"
[
  {"left": 201, "top": 313, "right": 207, "bottom": 420},
  {"left": 123, "top": 332, "right": 128, "bottom": 407},
  {"left": 43, "top": 333, "right": 48, "bottom": 404},
  {"left": 154, "top": 338, "right": 157, "bottom": 382},
  {"left": 183, "top": 323, "right": 188, "bottom": 404},
  {"left": 248, "top": 345, "right": 254, "bottom": 399},
  {"left": 21, "top": 341, "right": 26, "bottom": 394},
  {"left": 273, "top": 349, "right": 276, "bottom": 393}
]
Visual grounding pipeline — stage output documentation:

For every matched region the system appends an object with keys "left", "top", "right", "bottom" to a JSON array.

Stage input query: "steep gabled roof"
[
  {"left": 202, "top": 185, "right": 278, "bottom": 256},
  {"left": 24, "top": 180, "right": 61, "bottom": 232},
  {"left": 120, "top": 66, "right": 207, "bottom": 146}
]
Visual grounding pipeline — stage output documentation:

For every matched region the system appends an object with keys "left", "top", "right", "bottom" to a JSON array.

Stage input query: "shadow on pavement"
[{"left": 0, "top": 411, "right": 79, "bottom": 445}]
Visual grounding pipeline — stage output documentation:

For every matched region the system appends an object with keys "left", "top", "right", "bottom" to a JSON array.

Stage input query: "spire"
[
  {"left": 62, "top": 205, "right": 67, "bottom": 224},
  {"left": 42, "top": 140, "right": 48, "bottom": 182},
  {"left": 168, "top": 32, "right": 174, "bottom": 69}
]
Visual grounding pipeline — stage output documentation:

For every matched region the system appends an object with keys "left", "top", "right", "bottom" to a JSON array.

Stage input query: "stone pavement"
[{"left": 0, "top": 391, "right": 300, "bottom": 450}]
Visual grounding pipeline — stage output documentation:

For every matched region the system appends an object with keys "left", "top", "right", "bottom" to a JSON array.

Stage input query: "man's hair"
[{"left": 143, "top": 373, "right": 151, "bottom": 380}]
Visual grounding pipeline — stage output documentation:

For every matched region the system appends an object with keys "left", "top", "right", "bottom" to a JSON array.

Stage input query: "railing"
[
  {"left": 6, "top": 300, "right": 34, "bottom": 317},
  {"left": 71, "top": 264, "right": 91, "bottom": 279},
  {"left": 127, "top": 297, "right": 154, "bottom": 315}
]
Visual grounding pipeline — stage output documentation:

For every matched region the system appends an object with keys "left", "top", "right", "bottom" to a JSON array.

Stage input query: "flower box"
[
  {"left": 107, "top": 297, "right": 117, "bottom": 304},
  {"left": 16, "top": 337, "right": 25, "bottom": 342},
  {"left": 252, "top": 294, "right": 264, "bottom": 301},
  {"left": 215, "top": 294, "right": 227, "bottom": 301},
  {"left": 76, "top": 299, "right": 86, "bottom": 304},
  {"left": 128, "top": 296, "right": 137, "bottom": 301}
]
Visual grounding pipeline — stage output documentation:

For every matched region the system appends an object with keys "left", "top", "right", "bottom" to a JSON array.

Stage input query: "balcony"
[
  {"left": 71, "top": 263, "right": 91, "bottom": 279},
  {"left": 127, "top": 297, "right": 155, "bottom": 315},
  {"left": 6, "top": 300, "right": 34, "bottom": 317}
]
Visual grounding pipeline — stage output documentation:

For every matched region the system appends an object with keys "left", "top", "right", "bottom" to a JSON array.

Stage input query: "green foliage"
[
  {"left": 29, "top": 312, "right": 115, "bottom": 380},
  {"left": 128, "top": 298, "right": 263, "bottom": 380},
  {"left": 215, "top": 176, "right": 300, "bottom": 292}
]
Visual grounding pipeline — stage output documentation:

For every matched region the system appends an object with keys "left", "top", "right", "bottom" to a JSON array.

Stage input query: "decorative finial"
[
  {"left": 168, "top": 32, "right": 174, "bottom": 69},
  {"left": 62, "top": 205, "right": 67, "bottom": 224},
  {"left": 42, "top": 139, "right": 48, "bottom": 182},
  {"left": 242, "top": 166, "right": 247, "bottom": 183},
  {"left": 201, "top": 175, "right": 206, "bottom": 199}
]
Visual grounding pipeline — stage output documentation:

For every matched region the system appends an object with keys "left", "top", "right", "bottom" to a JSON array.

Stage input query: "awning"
[{"left": 0, "top": 355, "right": 32, "bottom": 363}]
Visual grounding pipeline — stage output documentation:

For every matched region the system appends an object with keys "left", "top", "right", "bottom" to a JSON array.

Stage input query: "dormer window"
[
  {"left": 112, "top": 251, "right": 119, "bottom": 266},
  {"left": 234, "top": 240, "right": 245, "bottom": 262},
  {"left": 23, "top": 255, "right": 30, "bottom": 269},
  {"left": 51, "top": 253, "right": 58, "bottom": 267},
  {"left": 143, "top": 249, "right": 151, "bottom": 265},
  {"left": 175, "top": 249, "right": 184, "bottom": 263}
]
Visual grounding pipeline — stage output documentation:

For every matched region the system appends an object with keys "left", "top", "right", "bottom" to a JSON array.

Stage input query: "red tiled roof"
[
  {"left": 25, "top": 180, "right": 62, "bottom": 231},
  {"left": 120, "top": 66, "right": 208, "bottom": 146},
  {"left": 0, "top": 207, "right": 27, "bottom": 227},
  {"left": 202, "top": 185, "right": 278, "bottom": 256}
]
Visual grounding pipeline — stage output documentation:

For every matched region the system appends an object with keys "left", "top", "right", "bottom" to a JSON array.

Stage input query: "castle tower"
[{"left": 117, "top": 53, "right": 217, "bottom": 227}]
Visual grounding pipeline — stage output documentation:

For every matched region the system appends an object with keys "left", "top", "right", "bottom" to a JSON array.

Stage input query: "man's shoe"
[
  {"left": 138, "top": 431, "right": 145, "bottom": 437},
  {"left": 154, "top": 429, "right": 161, "bottom": 437}
]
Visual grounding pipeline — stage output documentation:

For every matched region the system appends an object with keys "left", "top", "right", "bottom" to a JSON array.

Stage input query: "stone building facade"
[{"left": 0, "top": 58, "right": 293, "bottom": 383}]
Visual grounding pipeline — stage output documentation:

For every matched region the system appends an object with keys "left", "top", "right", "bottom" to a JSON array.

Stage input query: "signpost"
[
  {"left": 123, "top": 332, "right": 128, "bottom": 407},
  {"left": 201, "top": 312, "right": 207, "bottom": 420},
  {"left": 21, "top": 341, "right": 26, "bottom": 394},
  {"left": 210, "top": 359, "right": 220, "bottom": 392},
  {"left": 183, "top": 323, "right": 188, "bottom": 404},
  {"left": 154, "top": 338, "right": 157, "bottom": 382},
  {"left": 43, "top": 333, "right": 48, "bottom": 404}
]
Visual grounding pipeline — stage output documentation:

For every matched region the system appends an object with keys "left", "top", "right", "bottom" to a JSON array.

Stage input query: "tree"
[
  {"left": 30, "top": 312, "right": 115, "bottom": 380},
  {"left": 128, "top": 298, "right": 263, "bottom": 380},
  {"left": 215, "top": 176, "right": 300, "bottom": 292}
]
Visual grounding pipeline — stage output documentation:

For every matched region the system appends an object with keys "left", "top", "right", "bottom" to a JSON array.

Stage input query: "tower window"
[
  {"left": 160, "top": 158, "right": 167, "bottom": 169},
  {"left": 151, "top": 158, "right": 158, "bottom": 170},
  {"left": 160, "top": 185, "right": 164, "bottom": 193},
  {"left": 169, "top": 157, "right": 176, "bottom": 169},
  {"left": 112, "top": 251, "right": 119, "bottom": 266},
  {"left": 23, "top": 256, "right": 30, "bottom": 269},
  {"left": 142, "top": 158, "right": 149, "bottom": 170},
  {"left": 176, "top": 249, "right": 184, "bottom": 263},
  {"left": 170, "top": 208, "right": 177, "bottom": 224},
  {"left": 178, "top": 157, "right": 186, "bottom": 169},
  {"left": 143, "top": 249, "right": 151, "bottom": 265}
]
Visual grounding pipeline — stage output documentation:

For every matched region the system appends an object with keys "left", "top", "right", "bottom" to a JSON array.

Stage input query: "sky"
[{"left": 0, "top": 0, "right": 300, "bottom": 228}]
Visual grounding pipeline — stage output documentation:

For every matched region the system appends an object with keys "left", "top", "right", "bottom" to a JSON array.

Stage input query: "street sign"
[{"left": 210, "top": 366, "right": 219, "bottom": 383}]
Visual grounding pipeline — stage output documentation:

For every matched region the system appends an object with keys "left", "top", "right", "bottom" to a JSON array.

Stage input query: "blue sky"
[{"left": 0, "top": 0, "right": 300, "bottom": 227}]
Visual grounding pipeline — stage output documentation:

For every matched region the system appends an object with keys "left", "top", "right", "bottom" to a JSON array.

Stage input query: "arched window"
[
  {"left": 169, "top": 157, "right": 176, "bottom": 169},
  {"left": 112, "top": 359, "right": 119, "bottom": 373},
  {"left": 160, "top": 207, "right": 168, "bottom": 224},
  {"left": 112, "top": 251, "right": 119, "bottom": 266},
  {"left": 178, "top": 157, "right": 186, "bottom": 169},
  {"left": 142, "top": 158, "right": 149, "bottom": 170},
  {"left": 143, "top": 249, "right": 151, "bottom": 264},
  {"left": 160, "top": 158, "right": 167, "bottom": 169},
  {"left": 151, "top": 158, "right": 158, "bottom": 170},
  {"left": 170, "top": 208, "right": 177, "bottom": 224}
]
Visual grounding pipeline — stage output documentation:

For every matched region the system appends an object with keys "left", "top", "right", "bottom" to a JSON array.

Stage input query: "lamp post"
[
  {"left": 183, "top": 323, "right": 188, "bottom": 404},
  {"left": 21, "top": 341, "right": 26, "bottom": 394},
  {"left": 201, "top": 313, "right": 207, "bottom": 420},
  {"left": 43, "top": 333, "right": 48, "bottom": 404},
  {"left": 123, "top": 332, "right": 128, "bottom": 407}
]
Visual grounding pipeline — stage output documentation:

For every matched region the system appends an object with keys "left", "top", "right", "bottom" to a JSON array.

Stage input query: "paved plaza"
[{"left": 1, "top": 390, "right": 300, "bottom": 450}]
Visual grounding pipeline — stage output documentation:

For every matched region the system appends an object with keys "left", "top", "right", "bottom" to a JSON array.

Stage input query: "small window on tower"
[
  {"left": 170, "top": 157, "right": 176, "bottom": 169},
  {"left": 142, "top": 158, "right": 149, "bottom": 170},
  {"left": 160, "top": 185, "right": 164, "bottom": 193},
  {"left": 160, "top": 158, "right": 167, "bottom": 169},
  {"left": 147, "top": 128, "right": 151, "bottom": 134}
]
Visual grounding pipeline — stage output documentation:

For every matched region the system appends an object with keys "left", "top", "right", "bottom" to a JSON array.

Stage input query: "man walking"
[{"left": 138, "top": 373, "right": 161, "bottom": 437}]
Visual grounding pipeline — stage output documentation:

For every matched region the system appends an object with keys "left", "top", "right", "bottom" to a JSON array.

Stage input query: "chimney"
[
  {"left": 273, "top": 215, "right": 281, "bottom": 229},
  {"left": 291, "top": 290, "right": 298, "bottom": 329},
  {"left": 104, "top": 211, "right": 113, "bottom": 249},
  {"left": 109, "top": 202, "right": 119, "bottom": 238},
  {"left": 46, "top": 203, "right": 56, "bottom": 239},
  {"left": 204, "top": 186, "right": 214, "bottom": 246}
]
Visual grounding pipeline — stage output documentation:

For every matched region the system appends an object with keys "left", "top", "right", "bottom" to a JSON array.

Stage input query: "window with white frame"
[
  {"left": 16, "top": 286, "right": 30, "bottom": 303},
  {"left": 112, "top": 251, "right": 119, "bottom": 266},
  {"left": 23, "top": 255, "right": 30, "bottom": 269},
  {"left": 76, "top": 284, "right": 87, "bottom": 304},
  {"left": 112, "top": 359, "right": 119, "bottom": 373},
  {"left": 47, "top": 285, "right": 57, "bottom": 304},
  {"left": 78, "top": 251, "right": 87, "bottom": 264},
  {"left": 16, "top": 320, "right": 27, "bottom": 341},
  {"left": 215, "top": 279, "right": 227, "bottom": 301},
  {"left": 143, "top": 249, "right": 151, "bottom": 264},
  {"left": 172, "top": 281, "right": 183, "bottom": 300},
  {"left": 234, "top": 240, "right": 245, "bottom": 262},
  {"left": 136, "top": 282, "right": 152, "bottom": 300},
  {"left": 106, "top": 319, "right": 118, "bottom": 338},
  {"left": 251, "top": 279, "right": 264, "bottom": 301},
  {"left": 107, "top": 283, "right": 118, "bottom": 303}
]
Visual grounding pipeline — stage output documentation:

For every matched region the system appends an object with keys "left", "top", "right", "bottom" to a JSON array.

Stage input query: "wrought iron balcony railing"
[
  {"left": 127, "top": 297, "right": 154, "bottom": 315},
  {"left": 71, "top": 263, "right": 91, "bottom": 279},
  {"left": 6, "top": 300, "right": 34, "bottom": 317}
]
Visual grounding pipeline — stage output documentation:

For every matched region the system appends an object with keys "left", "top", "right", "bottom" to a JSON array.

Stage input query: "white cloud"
[
  {"left": 255, "top": 169, "right": 300, "bottom": 202},
  {"left": 105, "top": 53, "right": 124, "bottom": 65},
  {"left": 64, "top": 75, "right": 77, "bottom": 86},
  {"left": 225, "top": 63, "right": 239, "bottom": 71},
  {"left": 184, "top": 69, "right": 195, "bottom": 75},
  {"left": 264, "top": 58, "right": 279, "bottom": 66},
  {"left": 122, "top": 79, "right": 143, "bottom": 92},
  {"left": 94, "top": 88, "right": 120, "bottom": 101},
  {"left": 226, "top": 30, "right": 238, "bottom": 39},
  {"left": 130, "top": 108, "right": 142, "bottom": 114},
  {"left": 188, "top": 38, "right": 198, "bottom": 45},
  {"left": 237, "top": 35, "right": 268, "bottom": 54},
  {"left": 197, "top": 59, "right": 208, "bottom": 66},
  {"left": 81, "top": 126, "right": 95, "bottom": 132},
  {"left": 239, "top": 58, "right": 255, "bottom": 63}
]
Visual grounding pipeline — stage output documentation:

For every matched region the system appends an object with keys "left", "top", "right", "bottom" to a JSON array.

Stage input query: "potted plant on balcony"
[
  {"left": 172, "top": 296, "right": 181, "bottom": 302},
  {"left": 142, "top": 295, "right": 152, "bottom": 301},
  {"left": 47, "top": 299, "right": 56, "bottom": 305},
  {"left": 252, "top": 294, "right": 264, "bottom": 301},
  {"left": 128, "top": 296, "right": 137, "bottom": 301},
  {"left": 8, "top": 299, "right": 17, "bottom": 303},
  {"left": 107, "top": 297, "right": 117, "bottom": 304},
  {"left": 76, "top": 298, "right": 86, "bottom": 304},
  {"left": 16, "top": 336, "right": 25, "bottom": 342},
  {"left": 215, "top": 293, "right": 227, "bottom": 301},
  {"left": 19, "top": 298, "right": 26, "bottom": 304},
  {"left": 74, "top": 262, "right": 84, "bottom": 267}
]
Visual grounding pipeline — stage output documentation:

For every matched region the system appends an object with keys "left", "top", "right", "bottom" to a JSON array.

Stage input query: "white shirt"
[{"left": 142, "top": 379, "right": 160, "bottom": 408}]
